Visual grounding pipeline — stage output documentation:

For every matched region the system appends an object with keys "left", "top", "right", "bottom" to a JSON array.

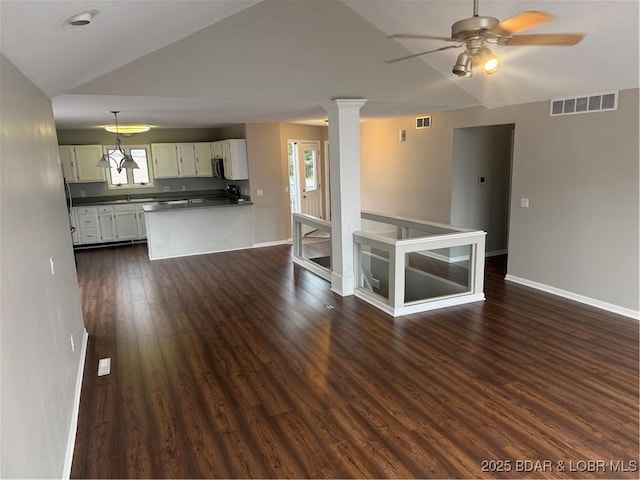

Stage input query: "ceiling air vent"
[
  {"left": 550, "top": 92, "right": 618, "bottom": 117},
  {"left": 416, "top": 115, "right": 431, "bottom": 129}
]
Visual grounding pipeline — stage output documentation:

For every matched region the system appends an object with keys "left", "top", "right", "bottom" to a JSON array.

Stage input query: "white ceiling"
[{"left": 1, "top": 0, "right": 638, "bottom": 129}]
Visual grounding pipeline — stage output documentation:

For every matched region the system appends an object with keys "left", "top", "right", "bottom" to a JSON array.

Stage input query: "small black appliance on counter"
[{"left": 227, "top": 184, "right": 241, "bottom": 200}]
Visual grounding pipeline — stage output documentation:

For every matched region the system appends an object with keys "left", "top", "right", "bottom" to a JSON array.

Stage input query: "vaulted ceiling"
[{"left": 1, "top": 0, "right": 638, "bottom": 128}]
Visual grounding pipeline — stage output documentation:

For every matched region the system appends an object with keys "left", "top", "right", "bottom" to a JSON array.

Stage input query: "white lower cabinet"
[
  {"left": 73, "top": 203, "right": 149, "bottom": 245},
  {"left": 75, "top": 207, "right": 101, "bottom": 244},
  {"left": 98, "top": 206, "right": 117, "bottom": 242},
  {"left": 69, "top": 210, "right": 80, "bottom": 244},
  {"left": 136, "top": 205, "right": 147, "bottom": 239},
  {"left": 114, "top": 205, "right": 138, "bottom": 240}
]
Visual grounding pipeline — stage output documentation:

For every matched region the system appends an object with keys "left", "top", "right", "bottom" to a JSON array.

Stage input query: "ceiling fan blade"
[
  {"left": 385, "top": 44, "right": 462, "bottom": 64},
  {"left": 389, "top": 33, "right": 457, "bottom": 42},
  {"left": 504, "top": 33, "right": 585, "bottom": 46},
  {"left": 489, "top": 11, "right": 553, "bottom": 35}
]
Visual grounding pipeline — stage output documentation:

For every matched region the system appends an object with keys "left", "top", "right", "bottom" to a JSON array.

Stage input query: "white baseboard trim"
[
  {"left": 253, "top": 238, "right": 292, "bottom": 248},
  {"left": 486, "top": 249, "right": 507, "bottom": 257},
  {"left": 63, "top": 328, "right": 88, "bottom": 479},
  {"left": 505, "top": 275, "right": 640, "bottom": 320}
]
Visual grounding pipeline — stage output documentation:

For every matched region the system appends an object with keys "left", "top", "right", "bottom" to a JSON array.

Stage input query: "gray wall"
[
  {"left": 246, "top": 123, "right": 286, "bottom": 245},
  {"left": 245, "top": 122, "right": 328, "bottom": 244},
  {"left": 1, "top": 54, "right": 86, "bottom": 477},
  {"left": 451, "top": 124, "right": 513, "bottom": 254},
  {"left": 360, "top": 89, "right": 639, "bottom": 313}
]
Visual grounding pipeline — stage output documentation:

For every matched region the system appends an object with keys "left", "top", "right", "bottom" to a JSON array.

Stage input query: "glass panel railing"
[
  {"left": 292, "top": 210, "right": 486, "bottom": 317},
  {"left": 355, "top": 212, "right": 486, "bottom": 316},
  {"left": 292, "top": 213, "right": 332, "bottom": 281},
  {"left": 302, "top": 231, "right": 331, "bottom": 270},
  {"left": 358, "top": 243, "right": 390, "bottom": 302},
  {"left": 404, "top": 244, "right": 472, "bottom": 303}
]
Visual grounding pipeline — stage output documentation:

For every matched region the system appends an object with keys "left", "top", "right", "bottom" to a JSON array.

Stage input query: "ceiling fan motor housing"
[{"left": 451, "top": 16, "right": 500, "bottom": 40}]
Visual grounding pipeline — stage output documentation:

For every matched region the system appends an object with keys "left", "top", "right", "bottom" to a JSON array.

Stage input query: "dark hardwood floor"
[{"left": 71, "top": 244, "right": 639, "bottom": 479}]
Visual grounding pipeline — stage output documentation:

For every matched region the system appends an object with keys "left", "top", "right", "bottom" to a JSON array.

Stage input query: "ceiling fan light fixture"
[
  {"left": 479, "top": 47, "right": 500, "bottom": 74},
  {"left": 452, "top": 51, "right": 473, "bottom": 77}
]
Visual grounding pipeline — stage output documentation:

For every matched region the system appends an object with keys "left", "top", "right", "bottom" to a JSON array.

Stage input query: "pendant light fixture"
[{"left": 96, "top": 111, "right": 140, "bottom": 173}]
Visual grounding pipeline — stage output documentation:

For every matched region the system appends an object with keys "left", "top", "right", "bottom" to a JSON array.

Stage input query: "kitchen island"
[{"left": 143, "top": 199, "right": 253, "bottom": 260}]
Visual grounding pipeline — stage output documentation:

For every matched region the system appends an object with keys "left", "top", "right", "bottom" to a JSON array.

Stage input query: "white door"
[{"left": 298, "top": 141, "right": 322, "bottom": 219}]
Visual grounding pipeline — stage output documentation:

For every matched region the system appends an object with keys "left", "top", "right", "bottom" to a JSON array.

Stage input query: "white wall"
[
  {"left": 360, "top": 89, "right": 639, "bottom": 314},
  {"left": 0, "top": 54, "right": 86, "bottom": 477}
]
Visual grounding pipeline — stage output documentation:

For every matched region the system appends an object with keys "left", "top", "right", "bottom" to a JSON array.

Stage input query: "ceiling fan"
[{"left": 386, "top": 0, "right": 584, "bottom": 77}]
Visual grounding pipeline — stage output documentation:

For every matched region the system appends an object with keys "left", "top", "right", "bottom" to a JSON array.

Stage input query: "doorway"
[
  {"left": 288, "top": 140, "right": 323, "bottom": 219},
  {"left": 451, "top": 124, "right": 514, "bottom": 258}
]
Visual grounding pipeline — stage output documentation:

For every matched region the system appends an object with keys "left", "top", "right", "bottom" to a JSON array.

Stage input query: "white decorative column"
[{"left": 323, "top": 99, "right": 367, "bottom": 296}]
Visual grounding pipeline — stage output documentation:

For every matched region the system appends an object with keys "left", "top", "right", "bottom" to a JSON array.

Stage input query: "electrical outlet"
[
  {"left": 80, "top": 191, "right": 85, "bottom": 197},
  {"left": 70, "top": 334, "right": 75, "bottom": 352},
  {"left": 98, "top": 358, "right": 111, "bottom": 376},
  {"left": 181, "top": 185, "right": 186, "bottom": 191},
  {"left": 49, "top": 256, "right": 55, "bottom": 275},
  {"left": 257, "top": 189, "right": 264, "bottom": 197},
  {"left": 163, "top": 186, "right": 170, "bottom": 192},
  {"left": 520, "top": 198, "right": 530, "bottom": 208}
]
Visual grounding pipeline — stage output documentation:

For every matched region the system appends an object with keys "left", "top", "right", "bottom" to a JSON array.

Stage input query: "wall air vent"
[
  {"left": 550, "top": 92, "right": 617, "bottom": 117},
  {"left": 416, "top": 115, "right": 431, "bottom": 129}
]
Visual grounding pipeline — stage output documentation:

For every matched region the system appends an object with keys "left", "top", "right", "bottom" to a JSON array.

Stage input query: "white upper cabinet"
[
  {"left": 151, "top": 143, "right": 180, "bottom": 178},
  {"left": 59, "top": 146, "right": 76, "bottom": 181},
  {"left": 177, "top": 143, "right": 198, "bottom": 177},
  {"left": 194, "top": 142, "right": 213, "bottom": 177},
  {"left": 211, "top": 141, "right": 223, "bottom": 160},
  {"left": 147, "top": 140, "right": 247, "bottom": 179},
  {"left": 58, "top": 145, "right": 105, "bottom": 182},
  {"left": 221, "top": 139, "right": 248, "bottom": 180}
]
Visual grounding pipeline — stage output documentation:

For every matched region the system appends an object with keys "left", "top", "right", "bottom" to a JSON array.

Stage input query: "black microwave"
[{"left": 212, "top": 157, "right": 225, "bottom": 179}]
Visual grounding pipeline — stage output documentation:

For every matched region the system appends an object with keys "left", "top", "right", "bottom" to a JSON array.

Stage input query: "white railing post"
[
  {"left": 388, "top": 247, "right": 405, "bottom": 309},
  {"left": 292, "top": 215, "right": 302, "bottom": 258},
  {"left": 472, "top": 234, "right": 486, "bottom": 295}
]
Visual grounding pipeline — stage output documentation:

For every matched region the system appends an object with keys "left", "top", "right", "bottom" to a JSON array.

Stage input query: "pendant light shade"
[{"left": 97, "top": 111, "right": 140, "bottom": 173}]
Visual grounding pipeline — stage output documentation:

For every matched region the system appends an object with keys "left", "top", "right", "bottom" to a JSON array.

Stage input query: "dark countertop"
[
  {"left": 71, "top": 190, "right": 250, "bottom": 207},
  {"left": 143, "top": 198, "right": 253, "bottom": 212}
]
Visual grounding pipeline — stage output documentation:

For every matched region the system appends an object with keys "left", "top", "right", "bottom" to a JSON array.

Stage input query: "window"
[
  {"left": 303, "top": 147, "right": 318, "bottom": 192},
  {"left": 104, "top": 145, "right": 154, "bottom": 189}
]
